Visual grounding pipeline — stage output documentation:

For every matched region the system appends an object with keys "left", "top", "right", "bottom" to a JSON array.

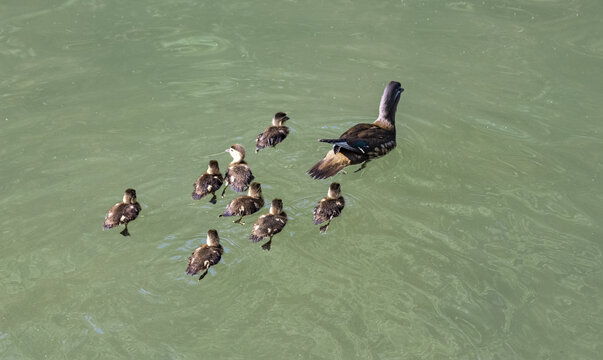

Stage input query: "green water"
[{"left": 1, "top": 0, "right": 602, "bottom": 358}]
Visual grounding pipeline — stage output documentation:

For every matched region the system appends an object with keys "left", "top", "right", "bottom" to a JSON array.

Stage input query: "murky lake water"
[{"left": 1, "top": 0, "right": 602, "bottom": 358}]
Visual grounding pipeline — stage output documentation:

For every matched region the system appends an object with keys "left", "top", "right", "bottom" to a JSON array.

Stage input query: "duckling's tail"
[
  {"left": 249, "top": 233, "right": 264, "bottom": 243},
  {"left": 307, "top": 150, "right": 351, "bottom": 180}
]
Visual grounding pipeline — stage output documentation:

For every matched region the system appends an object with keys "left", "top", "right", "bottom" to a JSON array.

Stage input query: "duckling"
[
  {"left": 249, "top": 198, "right": 287, "bottom": 251},
  {"left": 219, "top": 182, "right": 264, "bottom": 224},
  {"left": 192, "top": 160, "right": 224, "bottom": 204},
  {"left": 308, "top": 81, "right": 404, "bottom": 179},
  {"left": 186, "top": 229, "right": 224, "bottom": 280},
  {"left": 221, "top": 144, "right": 254, "bottom": 197},
  {"left": 255, "top": 112, "right": 290, "bottom": 153},
  {"left": 103, "top": 188, "right": 142, "bottom": 236},
  {"left": 313, "top": 182, "right": 345, "bottom": 233}
]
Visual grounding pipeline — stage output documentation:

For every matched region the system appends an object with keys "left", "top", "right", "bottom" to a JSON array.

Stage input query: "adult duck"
[{"left": 308, "top": 81, "right": 404, "bottom": 179}]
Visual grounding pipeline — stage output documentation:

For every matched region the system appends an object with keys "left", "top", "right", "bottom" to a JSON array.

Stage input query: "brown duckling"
[
  {"left": 192, "top": 160, "right": 224, "bottom": 204},
  {"left": 313, "top": 182, "right": 345, "bottom": 233},
  {"left": 103, "top": 188, "right": 142, "bottom": 236},
  {"left": 186, "top": 229, "right": 224, "bottom": 280},
  {"left": 255, "top": 112, "right": 290, "bottom": 153},
  {"left": 219, "top": 182, "right": 264, "bottom": 224},
  {"left": 308, "top": 81, "right": 404, "bottom": 179},
  {"left": 221, "top": 144, "right": 255, "bottom": 197},
  {"left": 249, "top": 198, "right": 287, "bottom": 251}
]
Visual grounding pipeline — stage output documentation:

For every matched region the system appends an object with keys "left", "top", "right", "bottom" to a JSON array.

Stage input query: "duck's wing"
[
  {"left": 256, "top": 126, "right": 289, "bottom": 150},
  {"left": 122, "top": 203, "right": 141, "bottom": 223},
  {"left": 320, "top": 123, "right": 393, "bottom": 155},
  {"left": 103, "top": 202, "right": 126, "bottom": 229},
  {"left": 224, "top": 196, "right": 264, "bottom": 216},
  {"left": 187, "top": 245, "right": 223, "bottom": 275},
  {"left": 193, "top": 174, "right": 224, "bottom": 199},
  {"left": 313, "top": 198, "right": 345, "bottom": 224},
  {"left": 225, "top": 164, "right": 254, "bottom": 192},
  {"left": 249, "top": 213, "right": 287, "bottom": 242}
]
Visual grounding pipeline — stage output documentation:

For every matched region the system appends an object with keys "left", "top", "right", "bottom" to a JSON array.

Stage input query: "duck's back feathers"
[
  {"left": 320, "top": 123, "right": 396, "bottom": 156},
  {"left": 313, "top": 197, "right": 345, "bottom": 225},
  {"left": 256, "top": 126, "right": 290, "bottom": 152},
  {"left": 103, "top": 202, "right": 141, "bottom": 229},
  {"left": 186, "top": 244, "right": 224, "bottom": 275},
  {"left": 223, "top": 196, "right": 264, "bottom": 217},
  {"left": 192, "top": 173, "right": 224, "bottom": 200},
  {"left": 225, "top": 163, "right": 254, "bottom": 193},
  {"left": 249, "top": 212, "right": 288, "bottom": 242}
]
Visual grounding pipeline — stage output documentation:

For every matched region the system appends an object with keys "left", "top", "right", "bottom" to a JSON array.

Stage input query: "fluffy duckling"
[
  {"left": 255, "top": 112, "right": 290, "bottom": 153},
  {"left": 313, "top": 182, "right": 345, "bottom": 233},
  {"left": 308, "top": 81, "right": 404, "bottom": 179},
  {"left": 219, "top": 182, "right": 264, "bottom": 224},
  {"left": 103, "top": 188, "right": 142, "bottom": 236},
  {"left": 192, "top": 160, "right": 224, "bottom": 204},
  {"left": 249, "top": 198, "right": 287, "bottom": 251},
  {"left": 221, "top": 144, "right": 254, "bottom": 197},
  {"left": 186, "top": 229, "right": 224, "bottom": 280}
]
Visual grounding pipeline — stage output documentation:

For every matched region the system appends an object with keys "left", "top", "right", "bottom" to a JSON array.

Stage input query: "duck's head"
[
  {"left": 206, "top": 229, "right": 220, "bottom": 247},
  {"left": 272, "top": 112, "right": 290, "bottom": 126},
  {"left": 377, "top": 81, "right": 404, "bottom": 126},
  {"left": 248, "top": 182, "right": 262, "bottom": 198},
  {"left": 269, "top": 198, "right": 284, "bottom": 215},
  {"left": 226, "top": 144, "right": 246, "bottom": 163},
  {"left": 327, "top": 182, "right": 342, "bottom": 199},
  {"left": 123, "top": 188, "right": 138, "bottom": 204},
  {"left": 207, "top": 160, "right": 220, "bottom": 174}
]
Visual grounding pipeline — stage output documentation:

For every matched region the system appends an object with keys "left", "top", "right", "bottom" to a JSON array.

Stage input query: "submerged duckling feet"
[
  {"left": 198, "top": 270, "right": 209, "bottom": 280},
  {"left": 209, "top": 194, "right": 217, "bottom": 204},
  {"left": 120, "top": 227, "right": 131, "bottom": 236},
  {"left": 233, "top": 216, "right": 245, "bottom": 225},
  {"left": 261, "top": 238, "right": 272, "bottom": 251},
  {"left": 319, "top": 221, "right": 331, "bottom": 233}
]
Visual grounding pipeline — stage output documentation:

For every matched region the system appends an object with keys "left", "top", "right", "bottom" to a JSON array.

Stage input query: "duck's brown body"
[
  {"left": 308, "top": 81, "right": 404, "bottom": 179},
  {"left": 186, "top": 229, "right": 224, "bottom": 280},
  {"left": 222, "top": 144, "right": 254, "bottom": 196},
  {"left": 249, "top": 199, "right": 287, "bottom": 250},
  {"left": 255, "top": 112, "right": 290, "bottom": 152},
  {"left": 192, "top": 160, "right": 224, "bottom": 204},
  {"left": 313, "top": 183, "right": 345, "bottom": 233},
  {"left": 103, "top": 188, "right": 142, "bottom": 236},
  {"left": 220, "top": 182, "right": 264, "bottom": 224}
]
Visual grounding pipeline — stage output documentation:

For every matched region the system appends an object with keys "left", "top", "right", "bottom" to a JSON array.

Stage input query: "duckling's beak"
[{"left": 225, "top": 149, "right": 230, "bottom": 153}]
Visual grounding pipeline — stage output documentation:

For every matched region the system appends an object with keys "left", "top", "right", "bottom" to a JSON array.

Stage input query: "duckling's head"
[
  {"left": 207, "top": 160, "right": 220, "bottom": 174},
  {"left": 123, "top": 188, "right": 138, "bottom": 204},
  {"left": 328, "top": 182, "right": 342, "bottom": 199},
  {"left": 248, "top": 182, "right": 262, "bottom": 198},
  {"left": 269, "top": 198, "right": 284, "bottom": 215},
  {"left": 206, "top": 229, "right": 220, "bottom": 247},
  {"left": 272, "top": 112, "right": 290, "bottom": 126},
  {"left": 226, "top": 144, "right": 246, "bottom": 163}
]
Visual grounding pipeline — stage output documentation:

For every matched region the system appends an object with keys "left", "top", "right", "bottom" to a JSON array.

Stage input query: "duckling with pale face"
[
  {"left": 255, "top": 112, "right": 290, "bottom": 153},
  {"left": 186, "top": 229, "right": 224, "bottom": 280},
  {"left": 249, "top": 198, "right": 288, "bottom": 251},
  {"left": 313, "top": 182, "right": 345, "bottom": 233},
  {"left": 308, "top": 81, "right": 404, "bottom": 179},
  {"left": 221, "top": 144, "right": 255, "bottom": 197},
  {"left": 219, "top": 182, "right": 264, "bottom": 224},
  {"left": 192, "top": 160, "right": 224, "bottom": 204},
  {"left": 103, "top": 188, "right": 142, "bottom": 236}
]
